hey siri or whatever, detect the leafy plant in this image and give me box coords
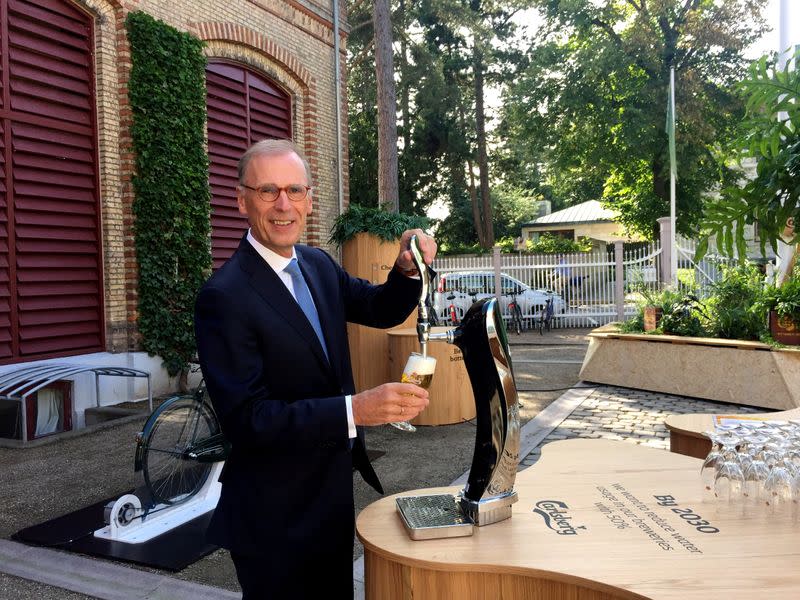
[623,286,705,336]
[659,293,708,337]
[438,241,490,256]
[328,204,429,246]
[761,266,800,323]
[700,48,800,259]
[704,263,766,340]
[127,12,211,379]
[625,267,662,307]
[525,233,593,254]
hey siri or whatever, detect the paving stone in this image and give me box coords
[519,384,764,468]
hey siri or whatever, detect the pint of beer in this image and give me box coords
[392,352,436,432]
[401,352,436,389]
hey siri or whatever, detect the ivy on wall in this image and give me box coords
[126,12,211,377]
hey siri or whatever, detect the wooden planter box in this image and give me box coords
[580,327,800,410]
[342,233,416,392]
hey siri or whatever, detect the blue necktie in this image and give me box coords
[284,259,329,361]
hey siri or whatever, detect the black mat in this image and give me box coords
[12,492,218,572]
[366,449,386,463]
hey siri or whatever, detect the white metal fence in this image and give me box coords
[432,239,737,330]
[675,236,732,298]
[432,243,665,329]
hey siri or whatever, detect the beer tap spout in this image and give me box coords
[409,234,431,357]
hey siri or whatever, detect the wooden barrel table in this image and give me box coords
[387,327,476,426]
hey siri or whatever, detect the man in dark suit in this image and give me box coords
[195,139,436,599]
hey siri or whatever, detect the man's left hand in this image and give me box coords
[395,229,437,276]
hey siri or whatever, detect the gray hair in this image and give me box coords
[237,139,313,187]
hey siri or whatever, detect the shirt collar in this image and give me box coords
[246,229,296,273]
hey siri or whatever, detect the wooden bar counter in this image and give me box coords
[357,439,800,599]
[387,328,475,426]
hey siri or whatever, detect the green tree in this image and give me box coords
[346,0,526,247]
[701,49,800,259]
[499,0,769,239]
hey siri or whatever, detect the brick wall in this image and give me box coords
[73,0,349,353]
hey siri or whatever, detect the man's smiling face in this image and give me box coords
[237,151,312,258]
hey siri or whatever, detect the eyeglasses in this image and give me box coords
[240,183,312,203]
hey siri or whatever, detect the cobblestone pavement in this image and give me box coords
[519,385,762,469]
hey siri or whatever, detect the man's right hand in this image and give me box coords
[352,383,430,426]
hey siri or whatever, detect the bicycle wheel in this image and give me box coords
[513,305,523,335]
[140,397,219,506]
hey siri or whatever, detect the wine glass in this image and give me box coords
[741,433,770,516]
[701,430,726,503]
[391,352,436,432]
[714,433,744,514]
[762,433,794,519]
[765,456,794,519]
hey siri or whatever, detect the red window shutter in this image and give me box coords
[0,120,10,359]
[206,61,291,269]
[0,0,102,361]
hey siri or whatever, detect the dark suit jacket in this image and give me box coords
[194,236,419,593]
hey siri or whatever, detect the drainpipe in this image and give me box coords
[333,0,345,259]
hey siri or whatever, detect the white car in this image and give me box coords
[433,271,565,322]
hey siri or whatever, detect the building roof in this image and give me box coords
[523,200,617,227]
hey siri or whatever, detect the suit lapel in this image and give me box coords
[237,240,332,374]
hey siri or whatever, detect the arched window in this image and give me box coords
[206,61,292,268]
[0,0,102,361]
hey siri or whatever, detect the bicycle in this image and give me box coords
[536,298,554,335]
[134,377,229,507]
[446,293,461,326]
[508,291,524,335]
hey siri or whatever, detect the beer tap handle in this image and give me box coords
[409,235,430,357]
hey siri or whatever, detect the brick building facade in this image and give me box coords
[0,0,351,429]
[91,0,350,354]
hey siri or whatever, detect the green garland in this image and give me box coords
[126,12,211,377]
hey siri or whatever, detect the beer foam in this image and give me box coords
[405,352,436,375]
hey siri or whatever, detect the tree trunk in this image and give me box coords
[399,0,410,152]
[467,159,488,248]
[652,156,669,239]
[374,0,399,212]
[398,0,411,213]
[473,44,494,247]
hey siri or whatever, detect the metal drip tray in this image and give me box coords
[395,494,474,540]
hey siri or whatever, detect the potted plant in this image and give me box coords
[329,203,429,248]
[329,204,429,390]
[762,270,800,345]
[625,270,665,331]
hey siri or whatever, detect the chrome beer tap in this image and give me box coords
[409,235,431,358]
[409,235,454,356]
[396,236,520,539]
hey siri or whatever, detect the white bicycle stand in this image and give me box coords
[93,461,223,544]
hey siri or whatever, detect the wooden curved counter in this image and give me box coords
[665,407,800,459]
[387,328,476,426]
[357,439,800,599]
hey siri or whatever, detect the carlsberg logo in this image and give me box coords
[533,500,587,535]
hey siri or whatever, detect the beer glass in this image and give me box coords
[391,352,436,432]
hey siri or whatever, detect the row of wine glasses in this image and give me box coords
[701,419,800,520]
